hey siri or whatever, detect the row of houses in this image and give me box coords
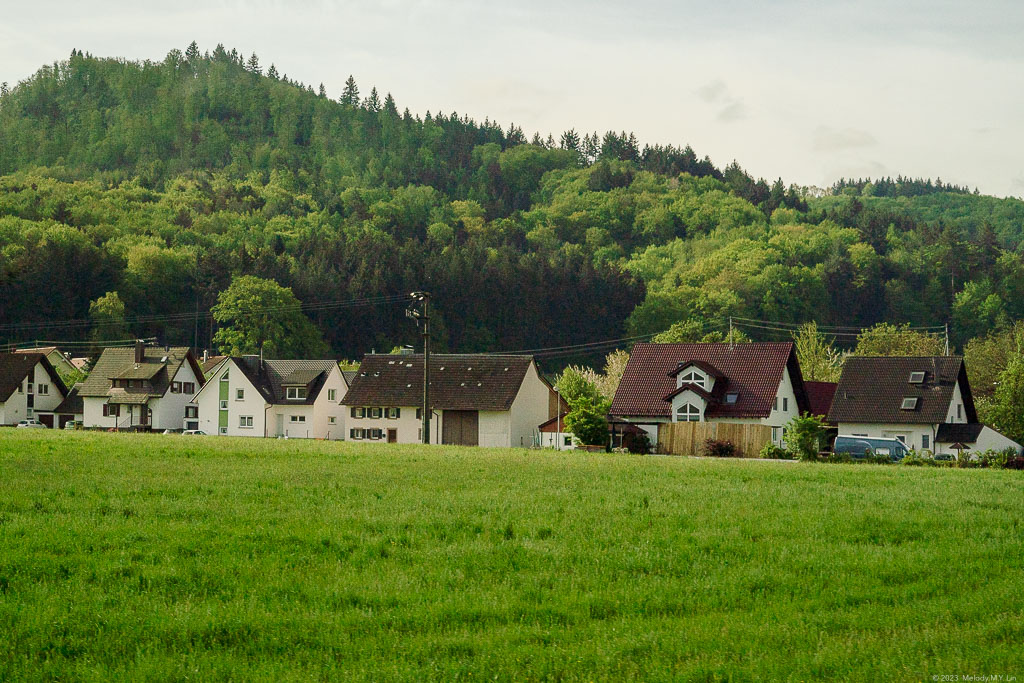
[0,344,563,447]
[1,340,1019,455]
[608,342,1021,456]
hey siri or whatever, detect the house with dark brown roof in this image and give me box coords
[827,356,1021,455]
[79,343,204,431]
[191,357,349,438]
[14,346,77,379]
[805,381,838,422]
[342,354,556,447]
[609,342,811,446]
[0,353,68,427]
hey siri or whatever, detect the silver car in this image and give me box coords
[16,419,46,429]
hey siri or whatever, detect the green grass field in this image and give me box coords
[1,431,1022,681]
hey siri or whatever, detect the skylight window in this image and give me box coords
[725,392,739,404]
[909,371,925,384]
[900,397,919,410]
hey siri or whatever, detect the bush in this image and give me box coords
[759,443,791,460]
[823,450,852,464]
[628,432,652,455]
[783,414,828,461]
[1004,456,1024,470]
[702,439,737,458]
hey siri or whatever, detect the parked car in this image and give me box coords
[16,419,46,429]
[833,435,909,461]
[63,420,82,430]
[182,430,207,436]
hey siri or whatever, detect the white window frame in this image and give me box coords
[239,415,253,428]
[236,388,244,400]
[676,403,700,422]
[328,416,336,424]
[387,407,399,419]
[220,400,228,410]
[328,389,337,401]
[370,407,382,419]
[354,407,365,419]
[679,370,705,389]
[290,415,306,423]
[286,387,307,400]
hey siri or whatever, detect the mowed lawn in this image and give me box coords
[1,432,1022,681]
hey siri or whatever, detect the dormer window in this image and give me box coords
[908,371,925,384]
[286,386,307,400]
[676,403,701,422]
[679,370,705,389]
[900,397,918,410]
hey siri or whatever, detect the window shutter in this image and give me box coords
[349,429,355,439]
[395,408,401,418]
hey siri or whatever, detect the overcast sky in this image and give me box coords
[2,0,1022,197]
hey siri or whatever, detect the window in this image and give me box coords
[184,405,198,418]
[387,407,400,419]
[171,381,181,394]
[564,436,572,447]
[922,434,930,450]
[725,392,739,404]
[286,387,308,400]
[895,435,907,445]
[676,403,700,422]
[772,426,780,442]
[774,396,778,410]
[221,369,229,380]
[17,383,23,393]
[239,415,253,428]
[290,415,306,423]
[370,407,382,419]
[350,428,365,440]
[909,371,926,384]
[236,388,244,400]
[901,397,918,410]
[351,407,365,419]
[957,404,962,419]
[328,416,336,425]
[368,428,383,440]
[27,383,33,394]
[220,400,228,410]
[220,427,227,435]
[328,389,337,401]
[102,404,120,417]
[38,384,48,395]
[679,370,705,389]
[416,408,422,419]
[782,397,788,412]
[183,382,195,394]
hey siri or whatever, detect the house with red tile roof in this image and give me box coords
[609,342,811,446]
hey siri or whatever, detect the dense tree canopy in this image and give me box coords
[1,45,1023,373]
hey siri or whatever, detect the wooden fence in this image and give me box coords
[657,422,772,458]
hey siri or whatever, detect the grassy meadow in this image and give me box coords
[1,430,1022,681]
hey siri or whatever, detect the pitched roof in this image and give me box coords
[201,355,227,375]
[935,423,985,444]
[55,384,84,415]
[609,342,807,419]
[230,357,338,404]
[827,356,976,425]
[805,381,838,418]
[0,353,68,402]
[342,354,535,411]
[78,347,198,399]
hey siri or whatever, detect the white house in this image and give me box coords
[608,342,812,446]
[0,352,68,427]
[78,344,205,431]
[828,356,1023,455]
[341,354,556,447]
[191,357,349,439]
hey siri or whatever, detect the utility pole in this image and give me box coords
[729,317,734,348]
[407,292,431,444]
[944,322,950,356]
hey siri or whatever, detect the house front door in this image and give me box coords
[387,428,397,443]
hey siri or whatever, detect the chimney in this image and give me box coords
[134,341,145,364]
[202,349,208,363]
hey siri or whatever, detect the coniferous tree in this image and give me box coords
[318,82,326,97]
[364,87,381,112]
[246,52,261,74]
[560,129,580,152]
[340,75,359,106]
[383,92,398,116]
[267,64,279,79]
[185,41,200,62]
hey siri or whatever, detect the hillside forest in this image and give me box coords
[2,45,1024,369]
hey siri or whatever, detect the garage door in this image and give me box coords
[442,410,478,446]
[38,414,54,429]
[58,415,74,429]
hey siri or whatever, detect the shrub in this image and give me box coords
[1004,456,1024,470]
[702,439,737,458]
[783,413,828,461]
[759,443,791,460]
[628,432,652,455]
[823,450,852,464]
